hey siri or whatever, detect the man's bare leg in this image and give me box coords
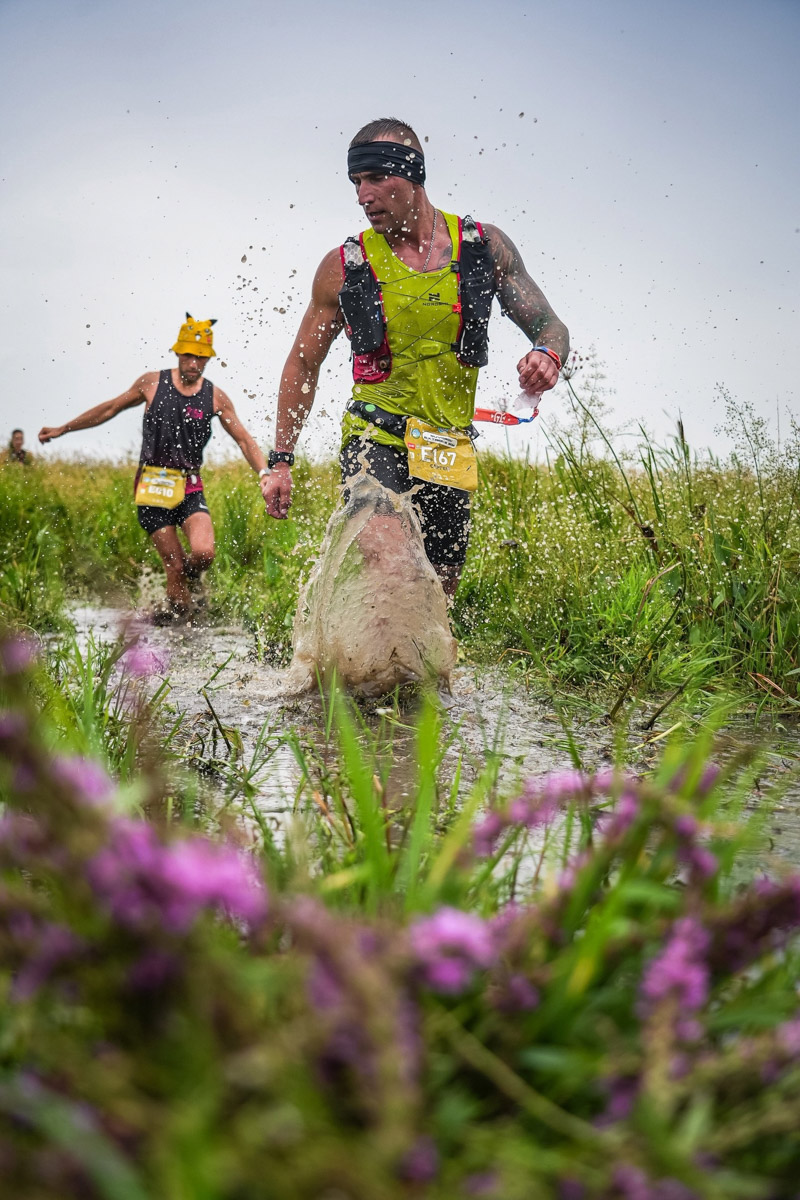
[433,564,461,603]
[150,525,191,611]
[181,511,215,580]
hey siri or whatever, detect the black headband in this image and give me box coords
[347,140,426,185]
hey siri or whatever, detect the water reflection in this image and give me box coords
[67,604,800,865]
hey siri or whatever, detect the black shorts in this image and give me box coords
[136,490,210,535]
[340,437,471,568]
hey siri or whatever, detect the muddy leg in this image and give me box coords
[433,564,461,603]
[181,511,215,580]
[150,526,191,610]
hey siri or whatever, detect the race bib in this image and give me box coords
[135,465,186,509]
[404,419,478,492]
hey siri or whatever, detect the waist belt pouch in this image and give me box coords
[457,235,495,368]
[348,401,408,440]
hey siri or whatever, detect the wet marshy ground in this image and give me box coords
[69,603,800,868]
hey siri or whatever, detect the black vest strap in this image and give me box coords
[456,216,494,368]
[338,217,496,369]
[338,238,386,355]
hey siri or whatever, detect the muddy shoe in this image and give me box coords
[186,576,208,607]
[150,602,191,627]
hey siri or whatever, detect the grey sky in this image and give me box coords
[1,0,797,463]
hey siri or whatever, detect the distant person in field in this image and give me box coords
[2,429,33,465]
[38,316,271,623]
[264,116,569,598]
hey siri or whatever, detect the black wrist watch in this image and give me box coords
[268,450,295,469]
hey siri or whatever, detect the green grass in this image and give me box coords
[2,393,799,705]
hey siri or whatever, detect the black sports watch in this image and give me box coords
[268,450,295,469]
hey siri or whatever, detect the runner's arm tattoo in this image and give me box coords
[485,225,570,362]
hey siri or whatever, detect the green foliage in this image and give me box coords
[2,642,800,1197]
[3,388,799,703]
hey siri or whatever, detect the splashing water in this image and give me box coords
[284,473,457,697]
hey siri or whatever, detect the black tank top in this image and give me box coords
[139,370,215,471]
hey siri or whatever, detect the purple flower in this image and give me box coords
[491,972,539,1013]
[684,845,718,880]
[465,1171,500,1196]
[473,810,505,857]
[602,1075,639,1122]
[410,907,496,994]
[602,789,640,840]
[674,814,698,839]
[669,762,720,798]
[558,1180,585,1200]
[128,949,178,991]
[52,756,115,807]
[778,1016,800,1057]
[398,1136,438,1183]
[640,917,710,1021]
[706,877,800,972]
[0,634,38,675]
[308,956,344,1011]
[0,711,26,743]
[119,639,169,679]
[87,819,267,934]
[12,922,80,1000]
[163,837,267,928]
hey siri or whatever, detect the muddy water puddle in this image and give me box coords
[68,604,800,866]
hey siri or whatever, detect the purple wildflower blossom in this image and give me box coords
[640,917,710,1022]
[12,922,81,1000]
[87,818,267,933]
[472,810,506,857]
[52,756,115,807]
[558,1179,586,1200]
[410,907,496,994]
[0,634,38,675]
[674,814,698,839]
[491,972,539,1013]
[778,1016,800,1057]
[473,768,623,859]
[612,1165,651,1200]
[308,956,343,1011]
[0,711,26,743]
[602,1075,639,1122]
[685,845,718,880]
[398,1136,438,1183]
[465,1172,501,1196]
[669,762,721,798]
[119,639,169,679]
[128,949,178,991]
[706,877,800,972]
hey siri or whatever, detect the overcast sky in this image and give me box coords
[1,0,797,464]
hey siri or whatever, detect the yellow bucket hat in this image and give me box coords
[172,313,217,358]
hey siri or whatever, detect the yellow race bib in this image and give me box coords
[135,465,187,509]
[404,419,478,492]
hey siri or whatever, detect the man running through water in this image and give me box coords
[264,117,569,598]
[39,315,271,622]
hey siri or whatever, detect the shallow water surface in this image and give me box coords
[68,604,800,866]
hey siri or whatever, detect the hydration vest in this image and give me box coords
[338,214,495,384]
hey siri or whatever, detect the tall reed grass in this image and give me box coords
[2,392,798,703]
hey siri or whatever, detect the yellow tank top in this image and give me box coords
[341,211,480,450]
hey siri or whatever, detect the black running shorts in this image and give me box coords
[340,437,471,568]
[136,489,210,535]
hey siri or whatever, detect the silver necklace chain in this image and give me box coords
[421,208,438,272]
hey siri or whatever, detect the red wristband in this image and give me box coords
[533,345,562,371]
